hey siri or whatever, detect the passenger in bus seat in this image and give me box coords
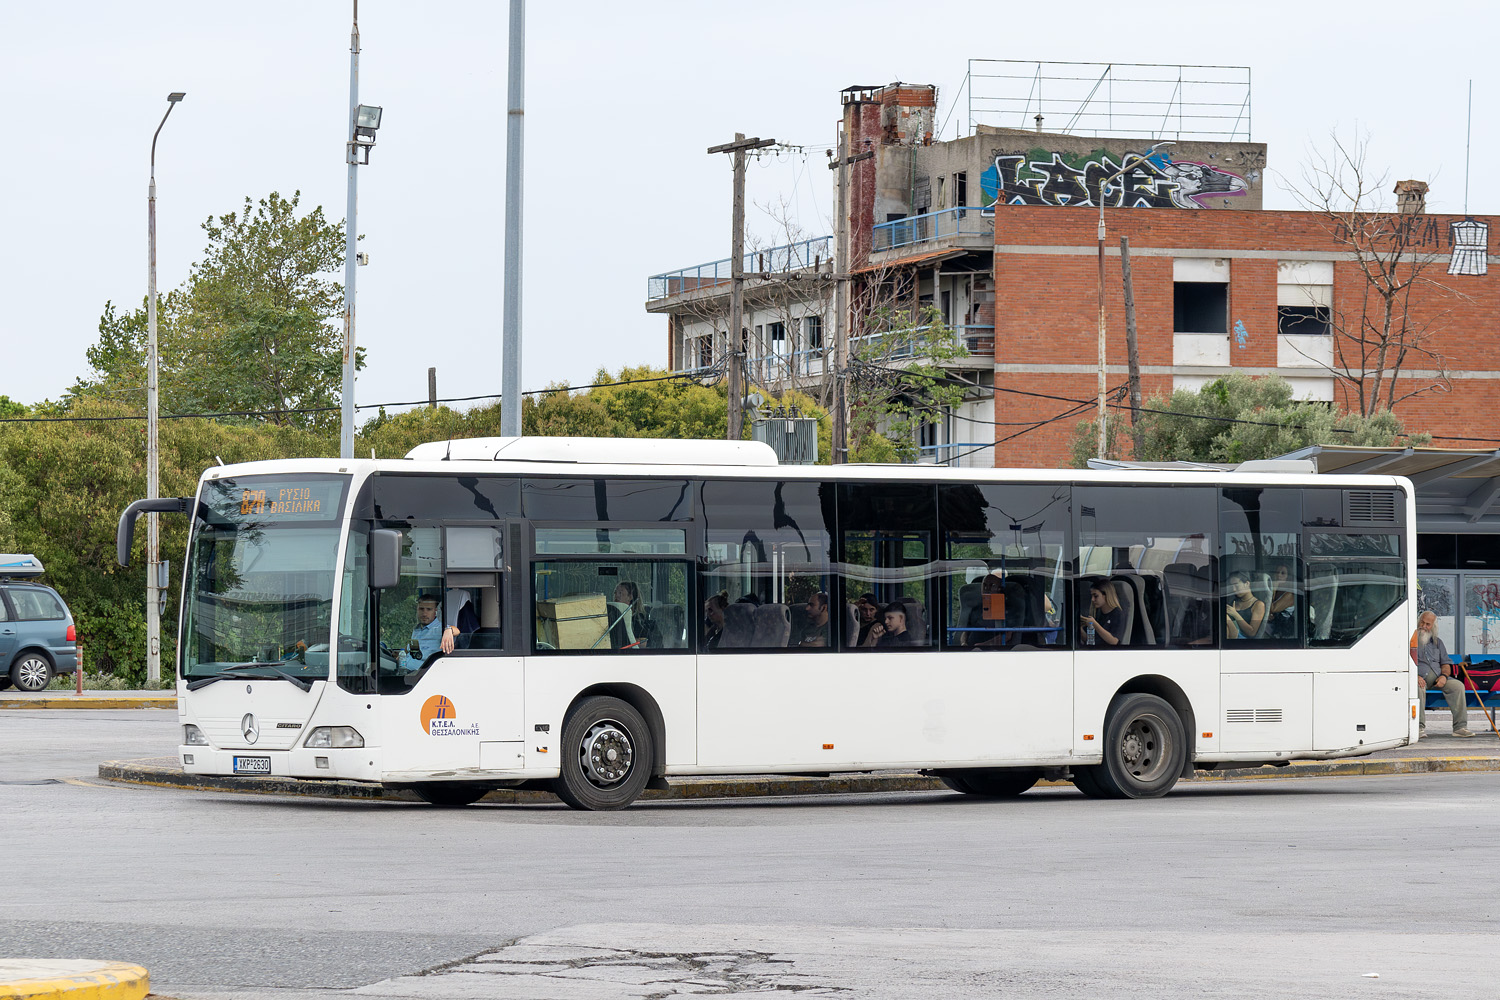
[875,603,919,647]
[853,593,882,646]
[702,593,729,650]
[799,592,831,646]
[1079,582,1124,646]
[1267,562,1296,638]
[1224,572,1267,640]
[612,581,654,648]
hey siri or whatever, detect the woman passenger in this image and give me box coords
[1266,563,1296,639]
[1225,571,1267,640]
[1079,582,1125,647]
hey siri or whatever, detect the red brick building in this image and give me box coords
[990,206,1500,466]
[650,77,1497,468]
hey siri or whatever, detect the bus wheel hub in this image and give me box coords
[583,723,633,785]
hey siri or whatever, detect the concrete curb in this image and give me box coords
[97,752,1500,805]
[0,696,174,711]
[0,959,148,1000]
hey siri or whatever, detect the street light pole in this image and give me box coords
[499,0,525,438]
[340,4,361,460]
[1095,140,1173,459]
[146,90,185,687]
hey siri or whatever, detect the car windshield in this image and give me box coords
[180,474,350,681]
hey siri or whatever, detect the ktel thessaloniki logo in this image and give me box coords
[419,695,480,737]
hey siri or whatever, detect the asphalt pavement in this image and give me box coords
[7,703,1500,999]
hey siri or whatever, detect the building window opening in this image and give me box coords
[805,315,823,353]
[1277,261,1333,337]
[1173,283,1228,334]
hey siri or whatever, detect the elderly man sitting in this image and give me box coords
[1414,611,1474,738]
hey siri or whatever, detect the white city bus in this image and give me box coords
[117,437,1417,810]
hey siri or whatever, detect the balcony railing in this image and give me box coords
[647,236,832,300]
[746,349,828,385]
[851,325,995,359]
[872,207,991,253]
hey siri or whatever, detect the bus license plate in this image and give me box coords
[233,756,272,775]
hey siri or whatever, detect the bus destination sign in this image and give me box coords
[203,476,346,524]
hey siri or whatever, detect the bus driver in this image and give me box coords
[408,594,460,666]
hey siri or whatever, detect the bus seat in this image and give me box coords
[652,603,684,648]
[470,627,503,650]
[1310,568,1338,640]
[843,601,860,646]
[719,602,756,648]
[959,583,981,631]
[1249,572,1274,637]
[752,603,792,647]
[1109,575,1152,646]
[788,602,812,647]
[1108,580,1136,645]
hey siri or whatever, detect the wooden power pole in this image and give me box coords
[708,133,774,441]
[1119,236,1145,460]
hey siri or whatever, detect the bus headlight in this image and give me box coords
[305,726,365,749]
[183,724,208,746]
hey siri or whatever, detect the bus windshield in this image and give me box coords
[180,474,350,682]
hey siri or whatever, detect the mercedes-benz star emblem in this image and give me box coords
[241,713,260,745]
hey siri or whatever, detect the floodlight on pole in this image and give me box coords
[146,90,185,685]
[1095,140,1173,460]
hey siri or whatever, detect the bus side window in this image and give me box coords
[700,480,834,652]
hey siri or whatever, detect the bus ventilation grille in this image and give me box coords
[1344,490,1399,525]
[1226,708,1283,724]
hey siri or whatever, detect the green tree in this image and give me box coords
[848,305,974,462]
[73,192,359,429]
[1067,372,1428,467]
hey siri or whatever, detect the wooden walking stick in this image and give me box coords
[1457,662,1500,738]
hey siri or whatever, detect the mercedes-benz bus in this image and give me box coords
[117,436,1416,810]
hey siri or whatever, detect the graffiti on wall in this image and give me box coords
[979,148,1252,211]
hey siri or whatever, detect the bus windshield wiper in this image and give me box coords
[186,662,314,692]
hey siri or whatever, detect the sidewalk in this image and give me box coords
[0,959,148,999]
[0,690,173,710]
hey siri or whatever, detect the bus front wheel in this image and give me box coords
[553,696,653,811]
[1096,693,1186,799]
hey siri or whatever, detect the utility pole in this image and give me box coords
[708,133,774,441]
[826,131,873,464]
[428,367,437,409]
[1119,236,1145,460]
[499,0,525,437]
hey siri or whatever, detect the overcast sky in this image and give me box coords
[3,0,1495,417]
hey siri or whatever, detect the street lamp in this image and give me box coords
[340,0,382,459]
[1095,139,1173,459]
[146,90,185,685]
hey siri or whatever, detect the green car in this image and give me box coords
[0,555,78,692]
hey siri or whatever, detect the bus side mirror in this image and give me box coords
[370,529,403,589]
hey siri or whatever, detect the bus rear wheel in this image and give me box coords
[1096,693,1186,799]
[410,782,489,807]
[938,768,1040,797]
[553,696,653,811]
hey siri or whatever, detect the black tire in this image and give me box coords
[553,696,653,811]
[410,782,489,807]
[1095,693,1186,799]
[1070,764,1115,799]
[11,652,53,692]
[937,772,976,795]
[939,768,1040,797]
